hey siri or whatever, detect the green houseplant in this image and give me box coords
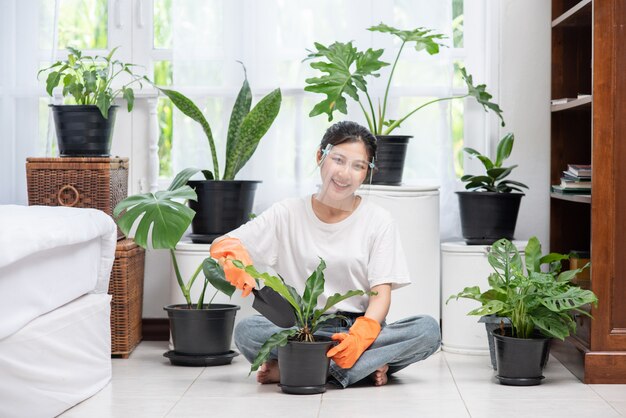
[232,258,374,394]
[38,46,148,156]
[114,169,240,365]
[153,64,282,243]
[304,23,504,184]
[457,132,528,244]
[448,237,597,385]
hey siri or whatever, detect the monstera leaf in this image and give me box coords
[368,23,446,55]
[113,177,197,250]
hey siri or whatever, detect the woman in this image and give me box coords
[210,121,440,388]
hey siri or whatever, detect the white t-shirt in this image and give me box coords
[227,195,411,313]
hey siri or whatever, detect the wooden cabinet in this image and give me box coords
[550,0,626,383]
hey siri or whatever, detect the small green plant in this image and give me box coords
[153,63,282,181]
[460,133,528,193]
[447,237,598,340]
[304,23,504,135]
[231,258,375,372]
[113,169,235,308]
[38,46,148,118]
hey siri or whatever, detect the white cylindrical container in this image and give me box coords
[361,184,440,323]
[441,240,527,354]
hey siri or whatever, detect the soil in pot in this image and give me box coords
[278,337,335,394]
[492,327,551,386]
[164,304,240,357]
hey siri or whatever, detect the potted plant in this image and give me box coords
[231,258,375,394]
[152,64,281,243]
[304,23,504,185]
[448,237,597,385]
[457,132,528,244]
[38,46,148,157]
[113,169,240,366]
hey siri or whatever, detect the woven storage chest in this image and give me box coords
[110,239,145,358]
[26,157,129,239]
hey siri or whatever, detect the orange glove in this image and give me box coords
[209,238,256,297]
[326,316,381,368]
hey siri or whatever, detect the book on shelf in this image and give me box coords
[577,93,591,99]
[551,185,591,195]
[562,171,591,182]
[551,98,576,105]
[560,178,592,189]
[566,164,592,177]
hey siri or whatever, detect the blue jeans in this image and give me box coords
[234,314,441,388]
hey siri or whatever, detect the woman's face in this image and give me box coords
[317,141,370,202]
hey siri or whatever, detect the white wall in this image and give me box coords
[494,0,551,249]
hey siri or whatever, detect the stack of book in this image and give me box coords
[551,164,591,194]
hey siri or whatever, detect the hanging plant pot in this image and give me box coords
[51,105,117,157]
[278,338,335,394]
[164,304,240,357]
[187,180,260,244]
[371,135,412,185]
[492,328,551,386]
[457,191,524,245]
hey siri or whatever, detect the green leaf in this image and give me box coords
[304,41,388,121]
[302,259,326,322]
[45,71,62,96]
[240,264,302,315]
[314,290,369,320]
[123,87,135,112]
[367,23,447,55]
[467,300,505,316]
[223,88,282,179]
[203,257,236,298]
[460,67,505,126]
[250,329,297,373]
[96,92,111,119]
[84,69,98,93]
[113,186,197,249]
[524,237,542,275]
[495,133,514,166]
[157,87,219,179]
[168,167,202,191]
[312,314,348,332]
[225,64,252,168]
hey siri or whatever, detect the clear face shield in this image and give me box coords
[315,143,376,212]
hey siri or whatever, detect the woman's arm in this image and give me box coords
[364,283,391,324]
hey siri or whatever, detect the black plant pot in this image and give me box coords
[371,135,412,186]
[187,180,260,243]
[50,105,117,157]
[164,304,240,356]
[492,328,551,386]
[457,191,524,245]
[278,338,335,394]
[478,315,511,370]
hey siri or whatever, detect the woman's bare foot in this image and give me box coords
[256,360,280,384]
[370,364,389,386]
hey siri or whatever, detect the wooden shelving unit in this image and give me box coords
[550,0,626,383]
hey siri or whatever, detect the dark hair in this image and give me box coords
[320,121,377,163]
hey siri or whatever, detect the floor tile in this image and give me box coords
[464,399,622,418]
[318,398,470,418]
[166,396,322,418]
[589,384,626,401]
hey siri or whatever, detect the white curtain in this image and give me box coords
[170,0,489,240]
[0,0,50,205]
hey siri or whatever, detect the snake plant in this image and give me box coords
[154,63,282,181]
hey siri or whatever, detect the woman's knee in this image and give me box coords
[234,315,269,347]
[415,315,441,354]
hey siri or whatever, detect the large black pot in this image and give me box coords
[278,338,335,394]
[371,135,412,185]
[50,105,117,157]
[492,328,551,386]
[457,191,524,245]
[164,303,240,356]
[187,180,260,243]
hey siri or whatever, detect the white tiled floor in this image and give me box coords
[60,341,626,418]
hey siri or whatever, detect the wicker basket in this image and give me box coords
[26,157,129,239]
[109,239,145,358]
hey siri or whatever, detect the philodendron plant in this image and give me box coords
[448,237,598,340]
[231,258,375,373]
[153,63,281,181]
[113,169,236,308]
[304,23,504,135]
[38,46,148,118]
[461,133,529,193]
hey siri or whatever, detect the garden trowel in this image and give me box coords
[251,287,296,328]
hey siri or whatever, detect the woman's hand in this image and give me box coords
[210,237,256,297]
